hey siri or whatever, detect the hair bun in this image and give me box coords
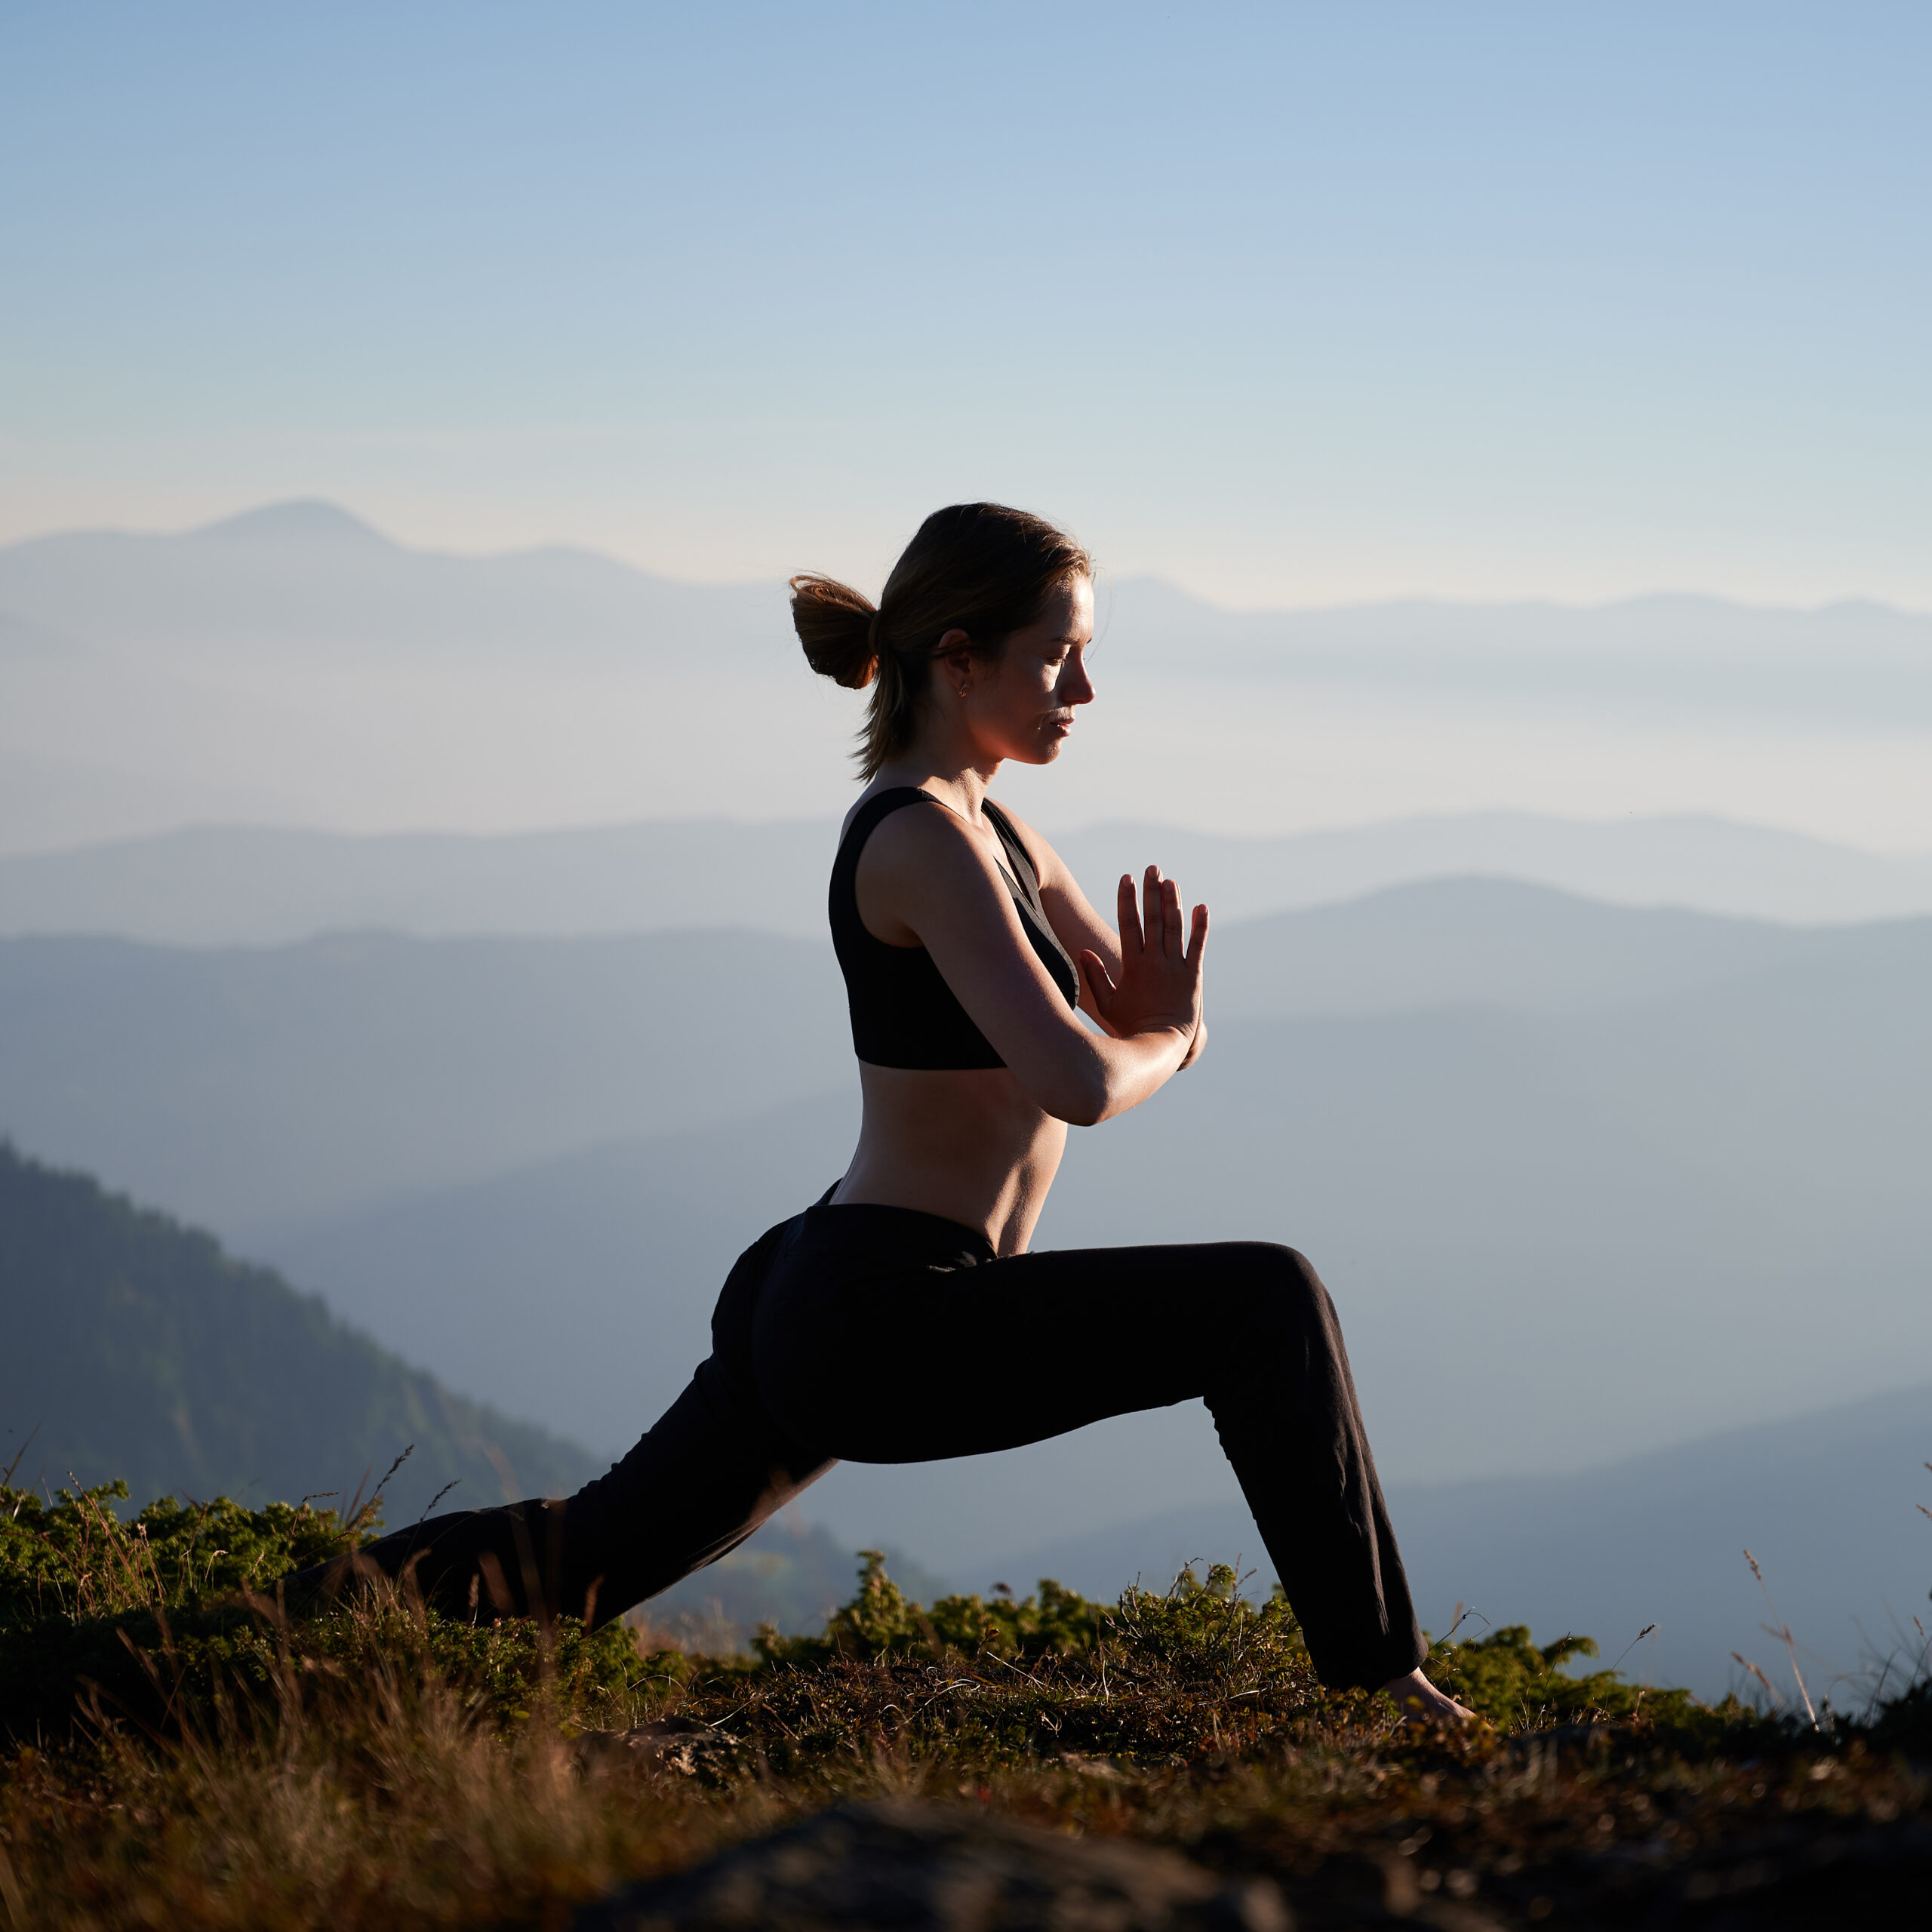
[789,574,878,690]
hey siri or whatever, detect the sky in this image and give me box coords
[4,1,1930,610]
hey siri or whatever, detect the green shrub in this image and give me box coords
[0,1479,649,1743]
[1,1479,357,1628]
[1427,1623,1716,1730]
[0,1482,1789,1753]
[754,1551,1111,1666]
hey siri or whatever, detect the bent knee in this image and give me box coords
[1226,1241,1339,1334]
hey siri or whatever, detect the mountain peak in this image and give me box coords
[191,500,394,549]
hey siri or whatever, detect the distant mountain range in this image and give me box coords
[8,811,1932,944]
[9,878,1927,1238]
[0,878,1892,1523]
[0,500,780,667]
[4,502,1926,722]
[0,926,850,1229]
[4,499,1928,851]
[0,501,848,851]
[1097,577,1932,727]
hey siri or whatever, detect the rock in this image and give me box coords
[574,1796,1292,1931]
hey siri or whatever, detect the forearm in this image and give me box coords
[1057,1025,1194,1126]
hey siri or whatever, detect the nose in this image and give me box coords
[1064,651,1096,706]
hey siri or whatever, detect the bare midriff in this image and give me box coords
[829,1063,1067,1257]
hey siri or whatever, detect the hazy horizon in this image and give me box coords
[12,496,1932,623]
[7,497,1931,857]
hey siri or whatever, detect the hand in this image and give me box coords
[1078,866,1207,1054]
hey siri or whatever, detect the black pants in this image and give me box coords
[327,1196,1426,1689]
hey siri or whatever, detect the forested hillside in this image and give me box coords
[0,1143,598,1521]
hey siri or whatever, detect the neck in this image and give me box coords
[876,739,1002,823]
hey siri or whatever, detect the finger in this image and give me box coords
[1143,866,1164,953]
[1161,876,1183,958]
[1186,901,1209,965]
[1116,872,1142,958]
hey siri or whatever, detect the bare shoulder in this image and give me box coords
[860,792,1005,892]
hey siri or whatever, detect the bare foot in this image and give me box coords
[1382,1667,1478,1726]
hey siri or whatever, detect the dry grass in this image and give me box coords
[2,1628,715,1930]
[2,1496,1928,1929]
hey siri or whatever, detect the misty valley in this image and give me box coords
[3,863,1926,1701]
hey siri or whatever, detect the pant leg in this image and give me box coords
[555,1277,838,1626]
[302,1217,835,1628]
[752,1206,1425,1689]
[308,1202,1424,1687]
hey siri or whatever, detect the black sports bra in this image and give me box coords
[829,787,1081,1070]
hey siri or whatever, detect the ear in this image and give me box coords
[934,627,974,695]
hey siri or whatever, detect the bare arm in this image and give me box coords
[855,807,1204,1126]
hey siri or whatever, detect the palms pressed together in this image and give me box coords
[1078,866,1208,1059]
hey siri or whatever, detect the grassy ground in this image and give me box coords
[1,1478,1926,1928]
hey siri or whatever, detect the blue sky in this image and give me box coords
[4,2,1927,605]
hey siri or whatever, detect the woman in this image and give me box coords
[311,503,1469,1721]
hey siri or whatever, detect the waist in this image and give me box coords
[794,1195,996,1267]
[836,1063,1066,1255]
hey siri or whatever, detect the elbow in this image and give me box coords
[1037,1058,1110,1129]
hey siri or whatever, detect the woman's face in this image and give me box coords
[953,574,1096,767]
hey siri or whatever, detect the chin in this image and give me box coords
[999,740,1058,768]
